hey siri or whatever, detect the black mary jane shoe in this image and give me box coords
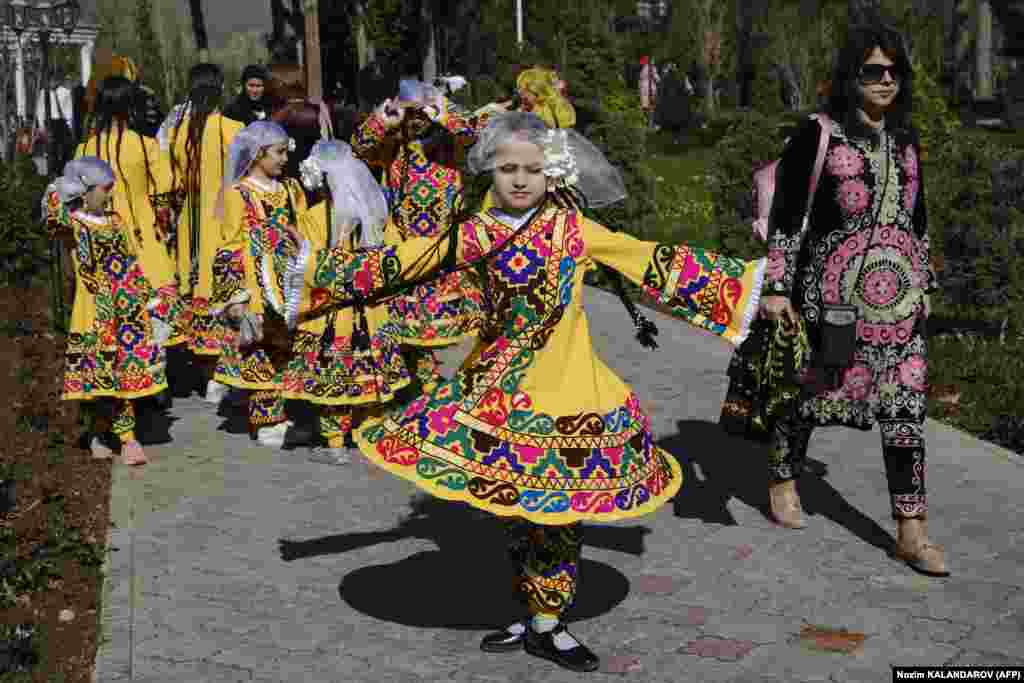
[480,620,527,653]
[524,622,600,673]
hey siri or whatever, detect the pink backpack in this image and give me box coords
[751,113,832,241]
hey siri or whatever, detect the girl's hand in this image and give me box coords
[760,295,799,334]
[377,98,405,129]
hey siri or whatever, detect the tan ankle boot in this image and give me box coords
[768,480,806,529]
[893,518,949,577]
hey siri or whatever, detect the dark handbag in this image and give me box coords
[816,131,890,372]
[720,316,811,442]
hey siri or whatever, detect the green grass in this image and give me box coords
[641,131,719,248]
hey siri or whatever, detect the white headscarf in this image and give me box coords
[214,120,294,219]
[299,140,388,248]
[42,156,115,218]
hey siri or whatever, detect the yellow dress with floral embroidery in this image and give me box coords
[163,111,244,354]
[45,196,169,401]
[281,200,412,404]
[75,130,185,346]
[213,176,306,390]
[289,204,765,525]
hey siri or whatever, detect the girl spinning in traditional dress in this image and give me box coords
[281,140,413,465]
[45,157,175,466]
[212,121,306,448]
[283,112,765,672]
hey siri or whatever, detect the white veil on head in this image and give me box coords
[215,120,293,218]
[299,139,388,248]
[466,111,627,209]
[43,156,116,219]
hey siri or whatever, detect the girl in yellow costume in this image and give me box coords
[45,158,175,466]
[158,63,244,404]
[282,140,413,465]
[352,79,501,391]
[76,76,184,350]
[212,121,306,448]
[283,112,765,672]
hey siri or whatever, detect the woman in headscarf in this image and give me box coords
[224,64,274,126]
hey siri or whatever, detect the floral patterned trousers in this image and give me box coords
[503,518,583,620]
[770,417,927,519]
[82,398,137,443]
[320,405,354,448]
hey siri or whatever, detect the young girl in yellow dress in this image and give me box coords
[283,112,766,672]
[281,140,412,465]
[212,121,306,448]
[45,157,175,466]
[159,63,244,403]
[76,76,184,350]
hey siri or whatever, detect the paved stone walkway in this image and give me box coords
[94,286,1024,682]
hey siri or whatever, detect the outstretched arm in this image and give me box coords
[580,215,765,347]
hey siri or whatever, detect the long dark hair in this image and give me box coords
[93,75,157,245]
[170,63,226,269]
[825,22,915,135]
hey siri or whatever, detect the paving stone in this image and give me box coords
[93,286,1024,683]
[943,649,1024,667]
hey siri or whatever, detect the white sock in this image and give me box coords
[531,614,558,633]
[552,629,581,651]
[505,621,526,635]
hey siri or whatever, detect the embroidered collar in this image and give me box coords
[71,210,115,225]
[486,205,540,229]
[242,176,283,194]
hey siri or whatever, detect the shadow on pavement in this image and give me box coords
[662,419,894,552]
[279,493,647,629]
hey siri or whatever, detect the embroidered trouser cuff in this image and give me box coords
[320,406,353,448]
[249,390,286,429]
[769,417,927,519]
[503,518,583,619]
[84,398,136,443]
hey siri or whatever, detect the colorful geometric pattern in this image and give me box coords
[58,211,167,401]
[504,519,582,618]
[190,248,245,355]
[249,389,286,427]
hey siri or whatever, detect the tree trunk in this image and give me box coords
[735,0,754,108]
[352,0,374,71]
[976,0,995,98]
[188,0,209,61]
[421,0,437,83]
[848,0,881,26]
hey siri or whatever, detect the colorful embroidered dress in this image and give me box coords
[164,111,244,354]
[213,176,306,397]
[289,205,764,524]
[351,100,490,347]
[47,196,169,400]
[75,130,185,346]
[281,200,412,405]
[763,118,936,430]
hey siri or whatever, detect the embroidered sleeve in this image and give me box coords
[350,112,398,170]
[429,97,483,147]
[581,215,766,347]
[285,221,471,328]
[911,142,939,294]
[765,119,821,297]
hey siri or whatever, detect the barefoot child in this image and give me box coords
[281,140,413,465]
[284,112,766,672]
[45,157,175,466]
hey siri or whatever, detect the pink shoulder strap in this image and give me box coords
[804,113,832,219]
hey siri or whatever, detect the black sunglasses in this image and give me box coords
[858,63,903,84]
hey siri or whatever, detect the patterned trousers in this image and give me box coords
[82,398,137,443]
[249,391,286,430]
[401,347,442,393]
[770,417,927,519]
[320,405,354,448]
[503,518,583,620]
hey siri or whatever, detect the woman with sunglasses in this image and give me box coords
[758,23,946,576]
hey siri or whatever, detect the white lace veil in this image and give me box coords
[466,112,627,208]
[299,140,388,248]
[215,121,293,219]
[43,157,116,216]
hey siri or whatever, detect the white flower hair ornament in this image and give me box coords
[287,137,296,152]
[299,156,324,191]
[540,129,580,188]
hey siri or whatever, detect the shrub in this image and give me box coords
[0,157,51,288]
